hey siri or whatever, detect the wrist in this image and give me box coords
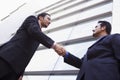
[63,51,69,57]
[52,42,57,49]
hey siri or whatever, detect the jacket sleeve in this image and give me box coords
[24,16,54,48]
[111,34,120,60]
[111,34,120,73]
[64,52,83,69]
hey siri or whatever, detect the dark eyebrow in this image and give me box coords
[48,17,51,20]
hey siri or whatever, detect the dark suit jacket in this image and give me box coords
[64,34,120,80]
[0,16,54,74]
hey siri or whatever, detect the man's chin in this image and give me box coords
[93,34,97,37]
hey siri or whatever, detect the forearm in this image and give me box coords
[64,52,82,69]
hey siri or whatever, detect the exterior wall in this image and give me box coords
[25,0,114,80]
[1,0,120,80]
[112,0,120,33]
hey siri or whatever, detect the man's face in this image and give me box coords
[92,23,103,37]
[41,15,51,28]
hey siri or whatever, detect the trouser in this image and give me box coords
[0,58,19,80]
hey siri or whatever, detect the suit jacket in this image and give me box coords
[0,16,54,74]
[64,34,120,80]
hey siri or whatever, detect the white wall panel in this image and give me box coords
[69,17,112,39]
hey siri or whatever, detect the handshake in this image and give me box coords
[53,43,66,56]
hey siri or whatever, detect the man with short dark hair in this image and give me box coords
[55,21,120,80]
[0,12,64,80]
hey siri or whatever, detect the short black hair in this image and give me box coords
[37,12,50,19]
[98,21,112,34]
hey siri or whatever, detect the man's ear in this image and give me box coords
[39,16,44,20]
[101,26,106,31]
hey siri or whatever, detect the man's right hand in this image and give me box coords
[53,43,66,56]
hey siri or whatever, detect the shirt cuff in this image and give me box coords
[63,51,69,58]
[51,42,56,49]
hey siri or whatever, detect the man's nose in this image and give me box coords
[48,21,51,25]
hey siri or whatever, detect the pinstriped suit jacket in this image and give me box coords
[0,16,54,74]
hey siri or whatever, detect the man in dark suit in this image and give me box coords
[55,21,120,80]
[0,12,64,80]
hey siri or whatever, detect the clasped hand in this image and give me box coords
[53,43,66,56]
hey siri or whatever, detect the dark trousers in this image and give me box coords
[0,58,19,80]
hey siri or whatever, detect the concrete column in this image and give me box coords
[112,0,120,33]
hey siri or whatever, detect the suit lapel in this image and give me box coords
[88,36,107,49]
